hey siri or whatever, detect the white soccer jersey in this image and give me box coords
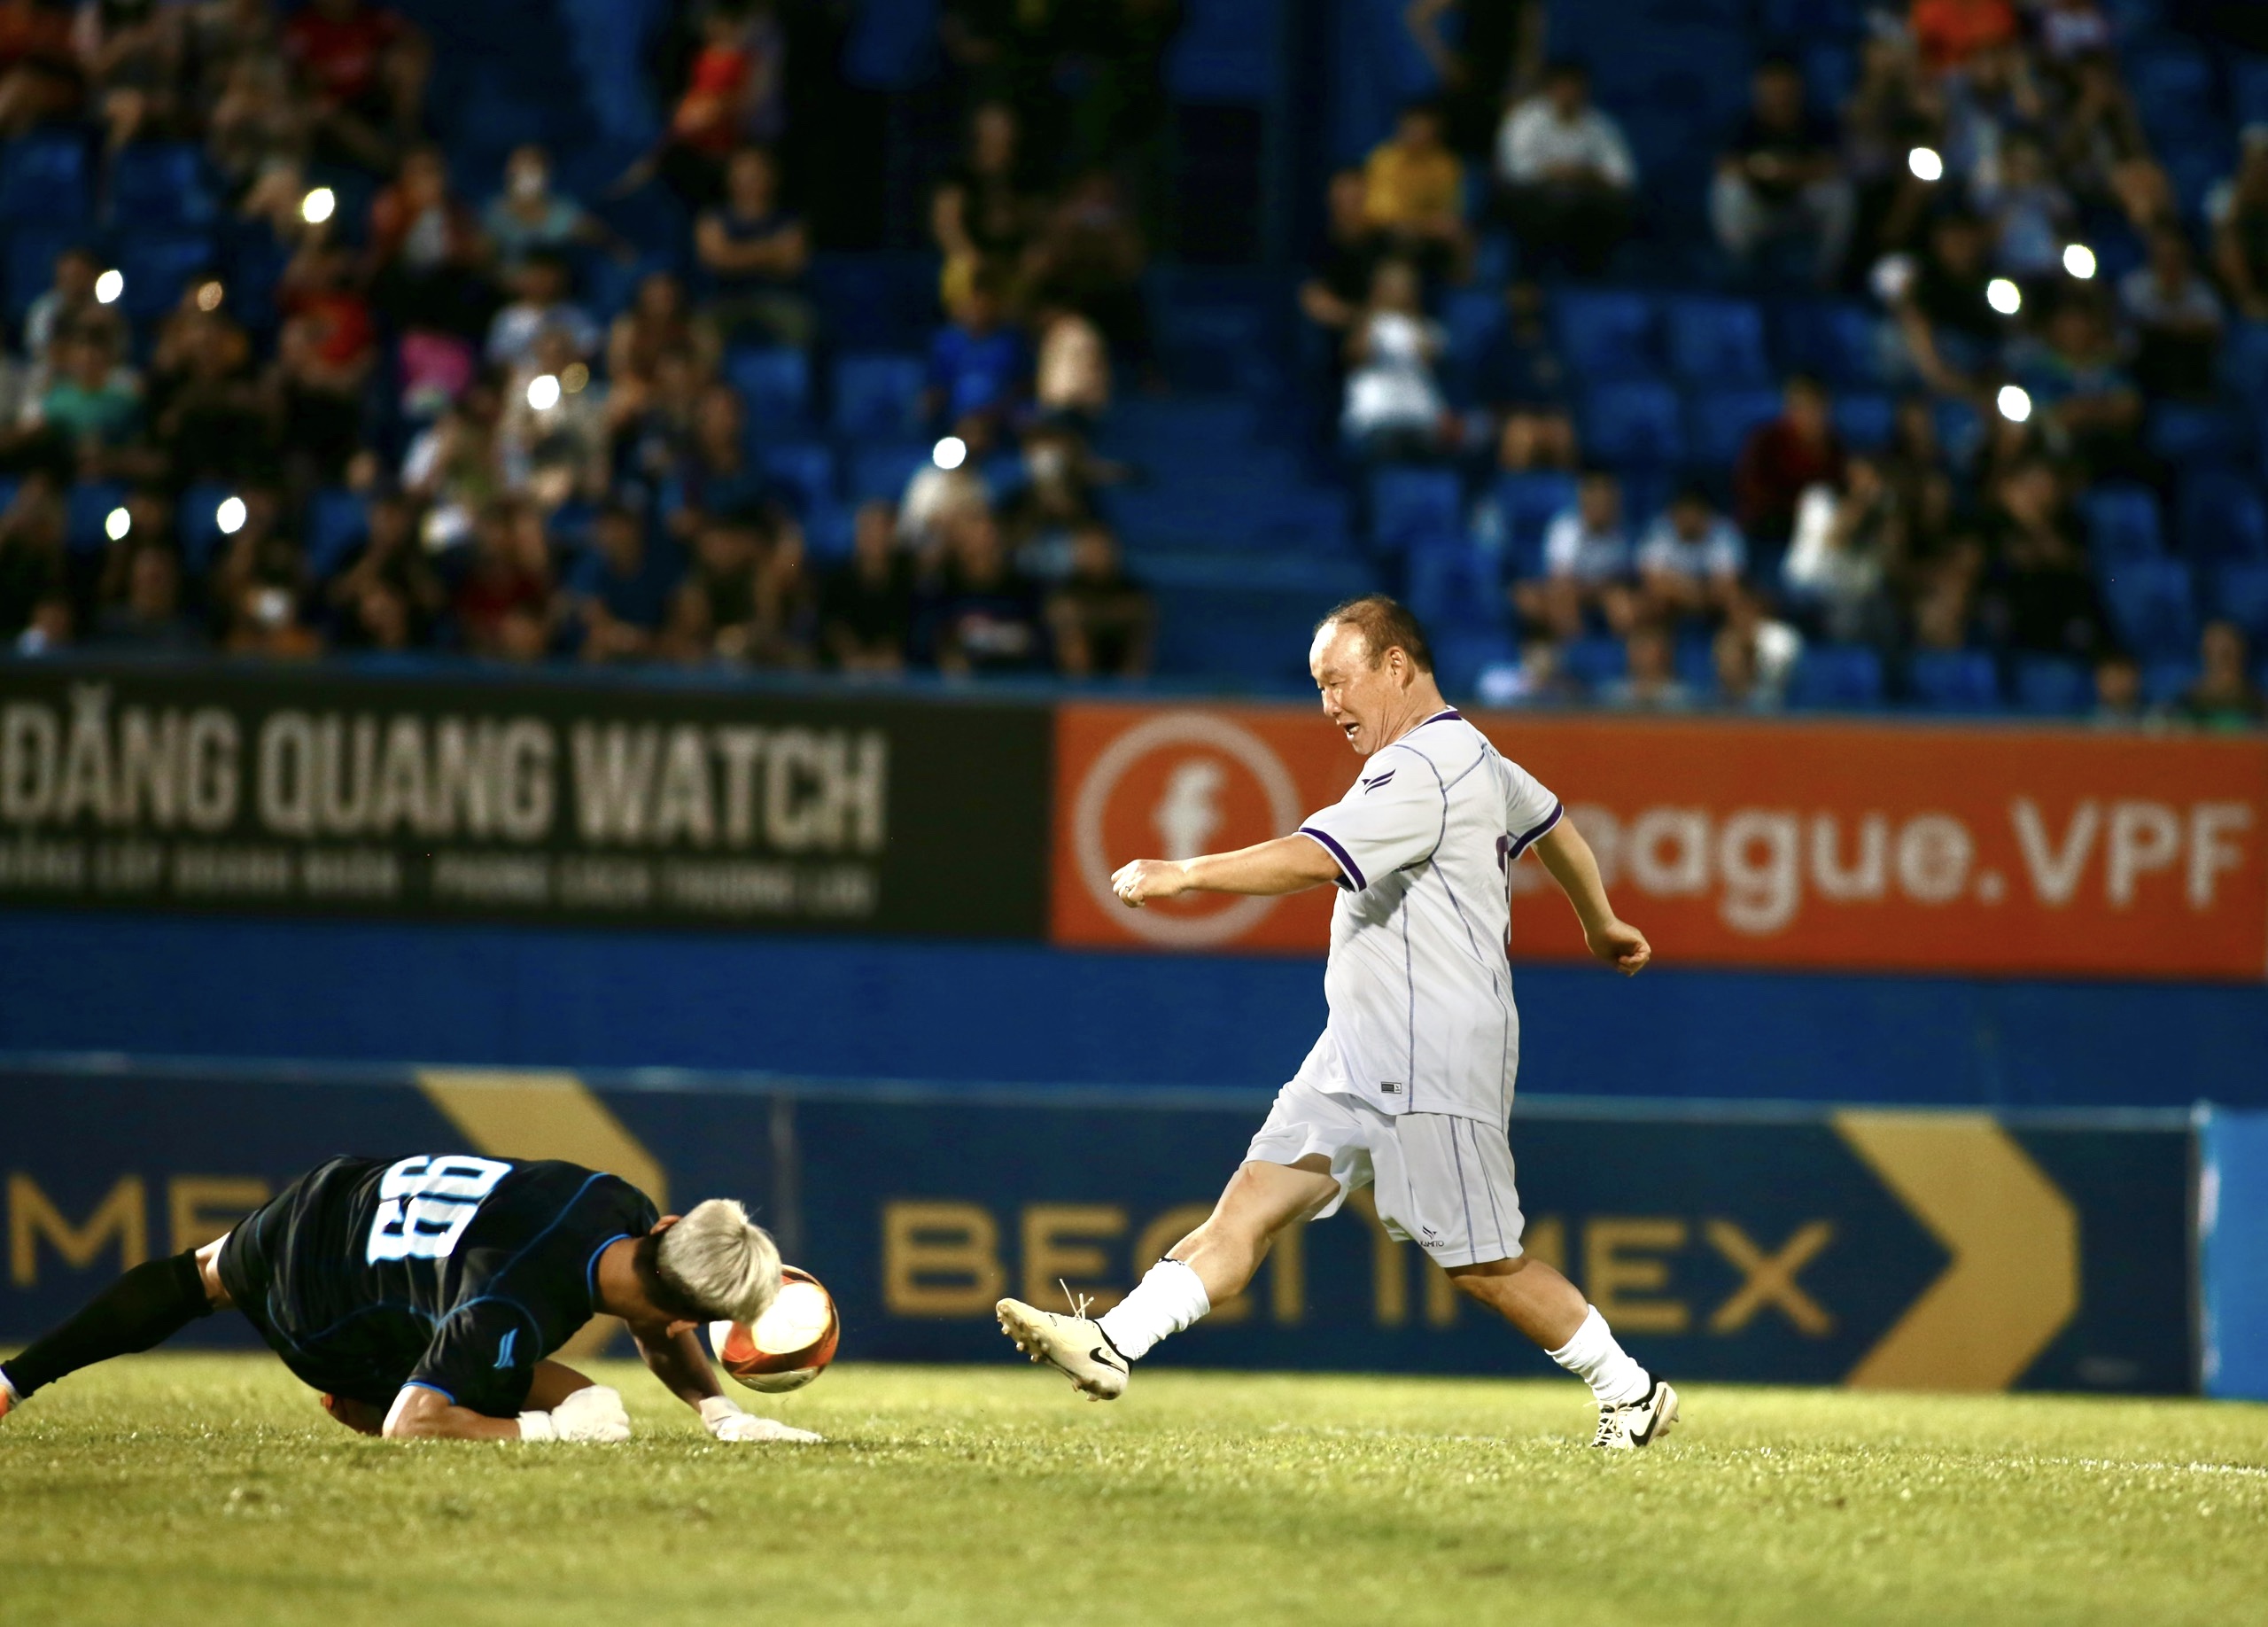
[1293,708,1562,1125]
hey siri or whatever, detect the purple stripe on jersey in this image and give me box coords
[1421,708,1464,725]
[1298,826,1366,891]
[1506,800,1563,860]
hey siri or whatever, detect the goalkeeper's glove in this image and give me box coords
[519,1384,632,1443]
[698,1395,822,1444]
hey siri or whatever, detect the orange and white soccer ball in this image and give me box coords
[710,1265,839,1393]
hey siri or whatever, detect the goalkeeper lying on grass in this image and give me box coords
[0,1154,819,1444]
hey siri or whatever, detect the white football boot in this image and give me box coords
[996,1296,1129,1400]
[0,1374,17,1422]
[1592,1378,1679,1450]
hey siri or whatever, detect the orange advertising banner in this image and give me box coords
[1051,704,2268,981]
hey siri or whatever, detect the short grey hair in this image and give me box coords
[653,1199,781,1325]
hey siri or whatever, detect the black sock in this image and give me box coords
[1,1250,214,1399]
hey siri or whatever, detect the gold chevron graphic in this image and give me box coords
[416,1070,669,1359]
[1834,1111,2078,1391]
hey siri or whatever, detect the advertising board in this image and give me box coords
[1053,704,2268,980]
[0,1064,2192,1395]
[0,667,1052,937]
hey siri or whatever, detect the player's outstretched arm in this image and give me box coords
[383,1381,632,1442]
[1112,835,1342,906]
[382,1384,533,1441]
[632,1321,823,1444]
[1533,820,1651,976]
[633,1322,726,1410]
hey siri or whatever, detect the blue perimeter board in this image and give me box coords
[2203,1108,2268,1400]
[0,1064,2197,1393]
[2,909,2264,1109]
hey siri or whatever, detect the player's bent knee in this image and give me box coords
[194,1235,233,1308]
[1445,1256,1527,1292]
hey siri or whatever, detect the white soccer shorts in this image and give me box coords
[1244,1076,1526,1268]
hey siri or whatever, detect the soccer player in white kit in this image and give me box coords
[998,596,1677,1449]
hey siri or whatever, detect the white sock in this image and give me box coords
[1096,1258,1211,1361]
[1547,1306,1651,1406]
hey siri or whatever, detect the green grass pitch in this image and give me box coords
[3,1355,2264,1626]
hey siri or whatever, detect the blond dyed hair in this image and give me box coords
[653,1198,782,1326]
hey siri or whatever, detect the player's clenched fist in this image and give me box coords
[1111,858,1188,907]
[1586,919,1651,976]
[520,1383,632,1442]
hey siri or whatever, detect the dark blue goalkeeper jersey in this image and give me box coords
[216,1156,658,1416]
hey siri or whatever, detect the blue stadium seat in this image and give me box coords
[577,248,671,326]
[2236,55,2268,128]
[1787,643,1885,710]
[178,480,237,574]
[1552,292,1659,382]
[831,353,926,439]
[105,142,217,229]
[849,441,931,503]
[2101,558,2198,659]
[4,222,72,324]
[1831,393,1896,452]
[1684,386,1783,468]
[2142,659,2199,707]
[2179,470,2268,563]
[224,230,291,331]
[1404,537,1503,633]
[1907,649,2003,712]
[2126,42,2217,144]
[307,488,370,580]
[2148,403,2247,467]
[1663,296,1769,385]
[1441,287,1504,363]
[1561,634,1627,688]
[761,442,837,515]
[1801,41,1859,111]
[1774,300,1882,388]
[113,230,216,321]
[1581,26,1753,131]
[1369,468,1463,552]
[1630,0,1746,22]
[2012,655,2093,715]
[2080,484,2164,564]
[1932,398,1984,467]
[2213,562,2268,645]
[809,253,940,351]
[1755,0,1864,35]
[1494,471,1578,578]
[1616,108,1711,227]
[2159,142,2230,223]
[802,501,857,561]
[1431,627,1518,697]
[64,480,128,556]
[1582,381,1684,466]
[2223,320,2268,401]
[724,346,810,430]
[0,133,91,224]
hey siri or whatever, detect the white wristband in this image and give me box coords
[517,1411,557,1441]
[698,1396,745,1428]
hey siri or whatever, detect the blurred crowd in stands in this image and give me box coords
[1306,0,2268,727]
[0,0,2262,728]
[0,0,1160,681]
